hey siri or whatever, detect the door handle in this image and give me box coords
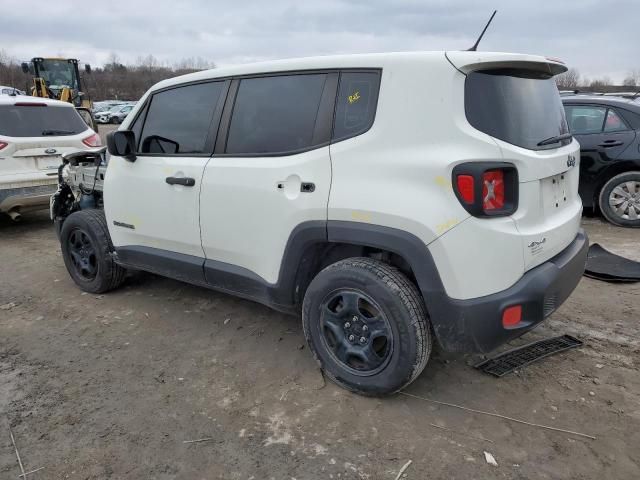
[598,140,624,147]
[166,176,195,187]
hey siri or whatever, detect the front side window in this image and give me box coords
[139,82,224,154]
[465,69,569,150]
[333,72,380,142]
[226,74,328,155]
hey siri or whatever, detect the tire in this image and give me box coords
[598,171,640,228]
[110,116,120,124]
[60,209,127,293]
[302,257,432,396]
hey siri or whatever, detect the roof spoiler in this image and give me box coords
[446,51,568,77]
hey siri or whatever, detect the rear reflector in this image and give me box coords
[456,174,475,204]
[502,305,522,327]
[0,141,7,151]
[482,170,505,211]
[14,102,47,107]
[82,132,101,147]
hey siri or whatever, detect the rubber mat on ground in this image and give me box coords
[475,335,583,377]
[584,243,640,283]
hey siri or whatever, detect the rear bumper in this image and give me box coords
[0,183,58,213]
[427,230,589,353]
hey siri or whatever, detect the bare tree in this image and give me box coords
[555,68,581,89]
[623,69,640,87]
[589,76,612,90]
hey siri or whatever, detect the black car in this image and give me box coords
[562,95,640,227]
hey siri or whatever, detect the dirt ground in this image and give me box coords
[1,207,639,479]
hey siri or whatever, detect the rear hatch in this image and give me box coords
[0,103,94,178]
[450,52,583,271]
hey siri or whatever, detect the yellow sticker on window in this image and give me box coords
[348,91,361,104]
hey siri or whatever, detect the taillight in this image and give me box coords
[482,170,504,211]
[452,162,518,217]
[0,141,7,151]
[82,132,101,147]
[456,175,475,204]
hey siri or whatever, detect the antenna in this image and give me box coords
[467,10,497,52]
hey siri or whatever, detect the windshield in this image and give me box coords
[0,104,88,137]
[37,59,79,90]
[465,69,570,150]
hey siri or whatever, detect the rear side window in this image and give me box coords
[139,82,224,154]
[564,105,607,134]
[0,104,87,137]
[465,69,569,150]
[564,105,629,134]
[333,72,380,142]
[226,74,327,155]
[603,109,628,132]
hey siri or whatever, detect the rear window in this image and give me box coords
[465,69,569,150]
[0,104,88,137]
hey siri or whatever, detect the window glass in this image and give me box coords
[465,69,569,150]
[603,108,627,132]
[129,104,146,144]
[226,74,327,154]
[333,72,380,141]
[564,105,607,134]
[0,104,87,137]
[139,82,223,154]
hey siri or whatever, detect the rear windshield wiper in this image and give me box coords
[537,132,573,147]
[41,129,75,136]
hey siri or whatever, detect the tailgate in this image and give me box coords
[458,53,582,271]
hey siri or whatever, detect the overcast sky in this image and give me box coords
[1,0,637,83]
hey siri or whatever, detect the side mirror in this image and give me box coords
[85,64,92,74]
[107,130,137,162]
[21,62,29,74]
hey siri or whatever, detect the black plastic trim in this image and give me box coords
[116,220,587,355]
[114,221,327,314]
[116,246,207,285]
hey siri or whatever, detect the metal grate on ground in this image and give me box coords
[475,335,583,377]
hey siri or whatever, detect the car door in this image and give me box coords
[564,104,636,206]
[199,73,336,297]
[104,80,228,282]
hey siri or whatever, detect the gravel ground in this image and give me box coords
[0,211,638,479]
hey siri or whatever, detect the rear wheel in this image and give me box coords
[60,209,127,293]
[302,258,432,396]
[599,171,640,228]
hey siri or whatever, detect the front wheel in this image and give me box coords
[302,258,432,396]
[60,209,127,293]
[599,171,640,227]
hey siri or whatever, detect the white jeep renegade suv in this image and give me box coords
[52,51,588,396]
[0,96,100,220]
